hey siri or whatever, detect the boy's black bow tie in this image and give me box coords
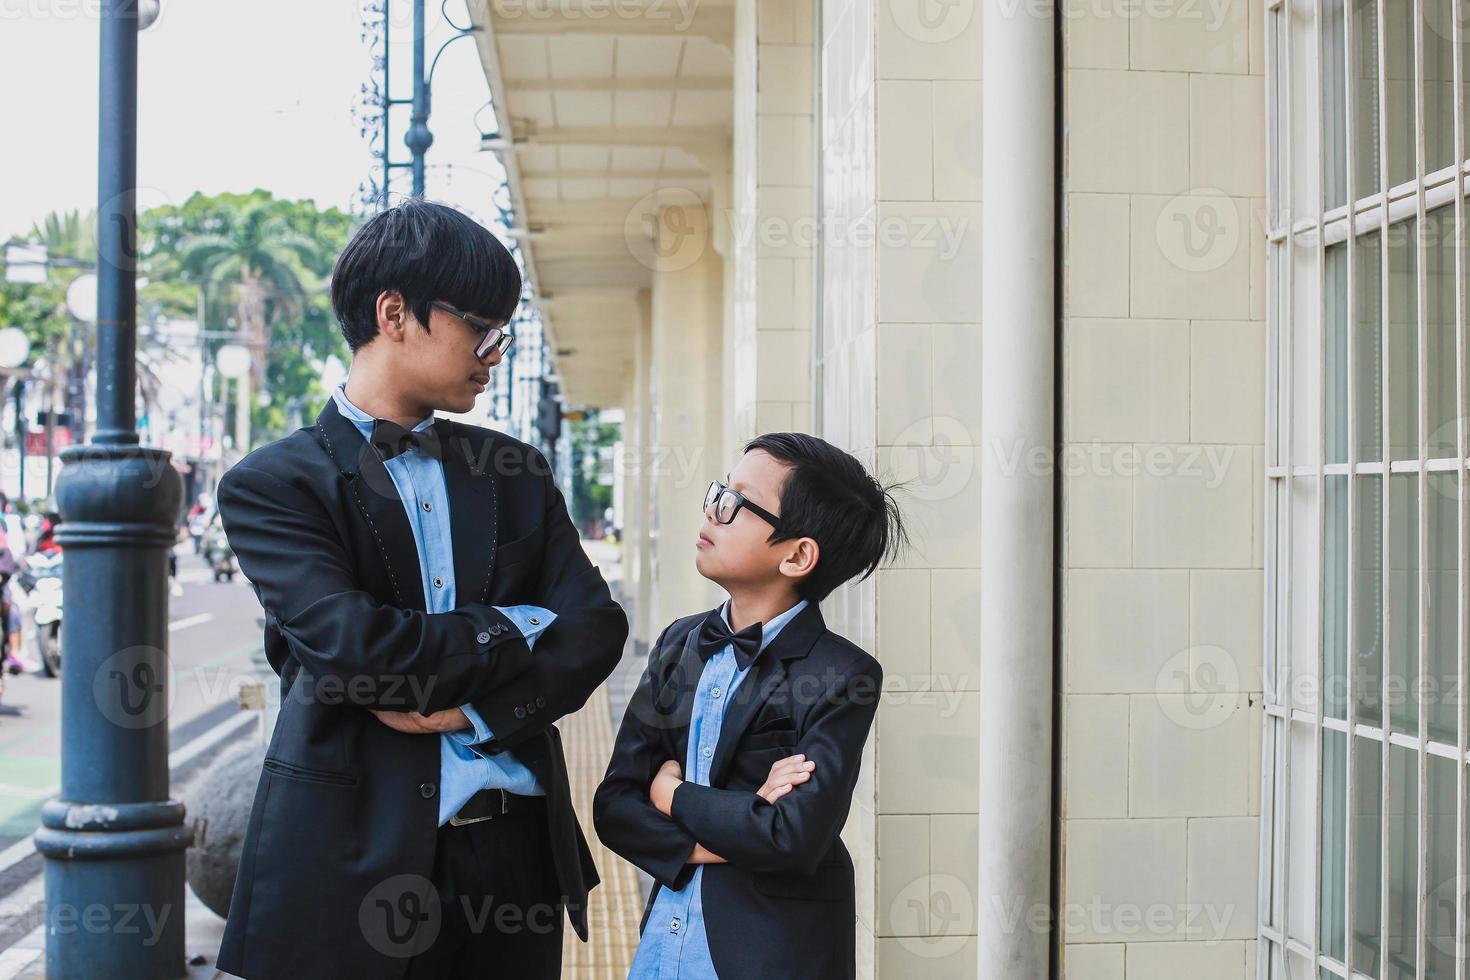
[696,609,765,670]
[370,418,441,461]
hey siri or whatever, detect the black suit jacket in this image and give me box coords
[592,602,882,980]
[213,398,627,980]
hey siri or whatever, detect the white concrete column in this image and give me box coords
[649,205,724,631]
[978,0,1056,977]
[630,289,655,649]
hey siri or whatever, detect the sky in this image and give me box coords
[0,0,507,239]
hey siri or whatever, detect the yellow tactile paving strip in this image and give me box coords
[560,681,642,977]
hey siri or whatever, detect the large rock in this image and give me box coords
[184,741,265,917]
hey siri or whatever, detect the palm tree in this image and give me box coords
[176,201,320,390]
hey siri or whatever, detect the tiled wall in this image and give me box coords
[818,0,982,976]
[1059,1,1266,977]
[729,0,817,447]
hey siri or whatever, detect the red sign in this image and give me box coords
[25,429,71,456]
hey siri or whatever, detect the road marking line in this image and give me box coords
[167,612,214,633]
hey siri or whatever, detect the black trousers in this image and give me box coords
[403,798,564,980]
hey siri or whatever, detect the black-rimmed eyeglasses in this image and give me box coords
[704,480,783,530]
[431,301,515,359]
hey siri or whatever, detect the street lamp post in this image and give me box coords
[33,2,191,978]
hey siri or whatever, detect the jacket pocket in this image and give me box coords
[261,757,359,787]
[742,729,799,751]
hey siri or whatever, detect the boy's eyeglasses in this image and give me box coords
[431,301,515,358]
[704,480,783,530]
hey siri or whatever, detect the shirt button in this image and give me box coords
[419,782,436,799]
[710,687,721,698]
[528,616,540,626]
[670,919,680,933]
[702,746,713,758]
[421,501,432,512]
[433,577,444,588]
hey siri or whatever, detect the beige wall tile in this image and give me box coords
[759,113,814,188]
[1067,194,1132,318]
[1128,693,1252,817]
[1064,0,1129,69]
[877,322,935,445]
[877,444,981,568]
[1186,816,1259,940]
[1065,695,1131,818]
[1069,70,1191,195]
[1190,74,1265,197]
[1063,818,1189,942]
[876,0,982,80]
[1188,569,1263,694]
[931,569,981,690]
[1063,458,1134,568]
[1124,940,1247,980]
[878,80,935,200]
[877,568,932,681]
[1131,443,1253,568]
[1130,193,1253,320]
[1065,569,1190,693]
[877,936,979,978]
[931,322,982,444]
[1066,318,1190,443]
[875,202,983,323]
[1190,320,1265,444]
[1064,942,1126,980]
[1129,0,1250,74]
[929,812,979,937]
[877,813,930,936]
[759,43,814,113]
[932,81,982,201]
[755,328,812,400]
[877,693,980,813]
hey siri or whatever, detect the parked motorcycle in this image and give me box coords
[17,551,62,678]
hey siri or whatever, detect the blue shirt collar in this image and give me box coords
[331,379,434,434]
[719,597,809,656]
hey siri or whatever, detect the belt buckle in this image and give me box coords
[449,789,509,827]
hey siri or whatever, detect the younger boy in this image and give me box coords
[594,433,905,979]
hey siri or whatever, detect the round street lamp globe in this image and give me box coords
[65,274,99,323]
[0,328,31,369]
[215,344,252,380]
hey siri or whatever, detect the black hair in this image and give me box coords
[330,199,522,351]
[743,432,908,602]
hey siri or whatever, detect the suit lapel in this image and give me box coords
[667,624,707,767]
[309,398,426,611]
[434,419,499,607]
[707,601,827,786]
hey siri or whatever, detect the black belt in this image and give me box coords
[448,788,545,827]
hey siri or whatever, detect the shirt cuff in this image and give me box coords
[451,703,496,746]
[493,604,557,651]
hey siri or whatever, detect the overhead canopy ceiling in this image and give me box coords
[467,0,734,408]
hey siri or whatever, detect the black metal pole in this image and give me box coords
[34,2,190,977]
[406,0,432,197]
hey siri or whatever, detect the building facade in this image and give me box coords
[463,1,1461,977]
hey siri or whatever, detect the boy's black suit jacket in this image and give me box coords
[212,397,626,980]
[593,601,883,980]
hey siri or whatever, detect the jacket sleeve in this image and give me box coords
[591,624,699,891]
[464,456,628,753]
[217,461,533,713]
[668,658,883,874]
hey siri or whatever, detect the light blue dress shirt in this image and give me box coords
[331,382,548,825]
[628,597,810,980]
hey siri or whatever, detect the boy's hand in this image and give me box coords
[371,707,471,735]
[756,754,815,804]
[650,759,682,816]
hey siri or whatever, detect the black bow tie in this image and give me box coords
[370,419,441,461]
[696,608,765,671]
